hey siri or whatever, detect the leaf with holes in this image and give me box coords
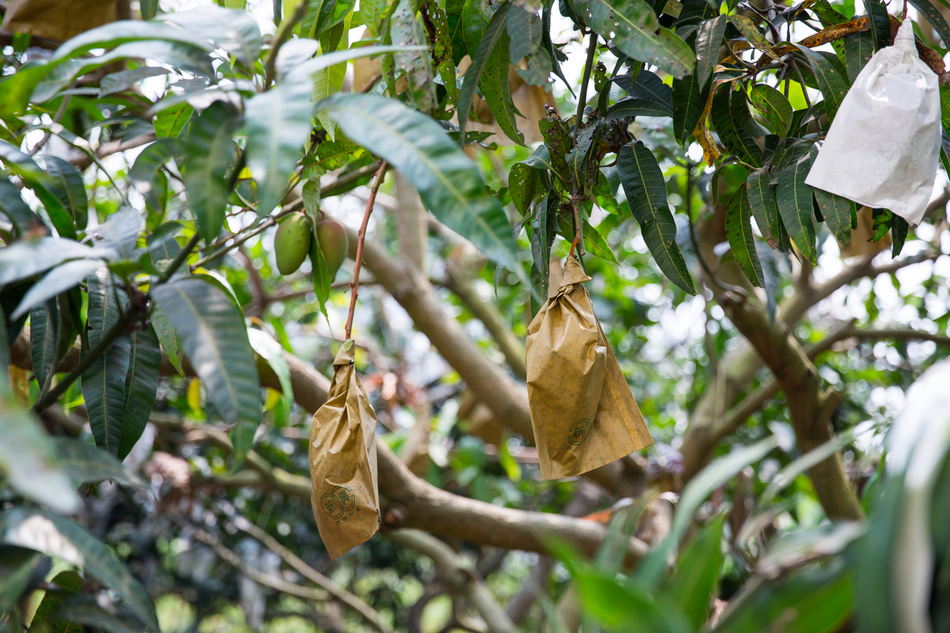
[725,188,764,287]
[151,275,261,465]
[571,0,694,78]
[618,142,694,294]
[183,101,240,243]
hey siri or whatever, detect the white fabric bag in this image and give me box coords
[805,19,941,226]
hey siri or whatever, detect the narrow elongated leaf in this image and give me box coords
[0,547,39,613]
[314,19,350,138]
[12,259,104,320]
[150,275,261,465]
[618,142,695,294]
[573,566,693,632]
[81,271,132,457]
[695,16,726,88]
[508,5,551,86]
[245,79,313,213]
[99,66,170,95]
[153,102,193,138]
[302,0,355,38]
[49,20,215,63]
[843,30,875,82]
[0,141,74,238]
[907,0,950,50]
[317,93,532,293]
[605,98,673,120]
[891,213,908,257]
[248,329,293,425]
[29,303,58,394]
[42,156,88,231]
[750,83,792,136]
[150,305,184,376]
[0,407,79,514]
[728,15,779,60]
[391,0,437,113]
[583,219,620,264]
[715,559,852,633]
[813,188,854,246]
[725,188,764,286]
[53,438,148,489]
[0,508,158,628]
[662,512,726,629]
[775,152,817,263]
[794,45,848,121]
[672,73,705,145]
[529,192,558,300]
[160,5,263,66]
[0,238,100,286]
[571,0,694,78]
[117,325,161,459]
[457,3,523,144]
[88,208,145,262]
[183,101,240,243]
[614,70,672,113]
[747,167,789,252]
[711,89,760,166]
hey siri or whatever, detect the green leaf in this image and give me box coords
[0,238,101,286]
[245,78,314,214]
[88,208,145,262]
[638,437,779,587]
[0,178,40,237]
[183,101,240,243]
[0,508,158,628]
[317,93,533,294]
[116,325,161,459]
[12,259,104,320]
[153,102,194,138]
[728,15,779,60]
[775,151,817,263]
[0,407,79,514]
[49,20,215,63]
[583,219,620,264]
[390,0,437,113]
[794,45,849,121]
[302,0,356,39]
[307,225,333,323]
[725,187,764,287]
[615,70,673,114]
[30,303,58,394]
[160,4,263,66]
[891,213,909,257]
[42,156,88,231]
[141,0,159,19]
[53,438,149,489]
[0,547,40,614]
[150,275,261,466]
[813,188,854,247]
[843,30,875,82]
[508,5,552,86]
[715,559,852,633]
[248,329,293,425]
[458,2,524,145]
[81,270,133,457]
[529,192,558,301]
[150,305,184,376]
[661,512,726,629]
[571,0,694,78]
[28,570,83,633]
[314,20,350,139]
[101,67,170,97]
[750,83,792,137]
[695,16,727,88]
[573,566,693,632]
[361,0,389,37]
[672,72,705,145]
[907,0,950,52]
[618,142,695,294]
[0,141,75,239]
[747,167,789,252]
[605,98,673,120]
[711,88,760,167]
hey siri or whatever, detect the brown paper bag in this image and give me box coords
[309,341,379,559]
[526,257,653,479]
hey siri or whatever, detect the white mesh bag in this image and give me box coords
[805,19,941,226]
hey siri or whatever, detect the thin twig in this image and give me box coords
[261,0,311,89]
[568,198,583,257]
[344,161,388,340]
[574,31,598,137]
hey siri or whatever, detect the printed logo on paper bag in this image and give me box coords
[321,485,356,521]
[568,418,591,446]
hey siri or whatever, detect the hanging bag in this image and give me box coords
[309,341,379,559]
[525,256,653,479]
[805,19,941,226]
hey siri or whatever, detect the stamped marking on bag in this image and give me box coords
[321,485,357,522]
[568,418,591,446]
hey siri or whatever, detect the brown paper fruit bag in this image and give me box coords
[309,341,379,559]
[526,257,653,479]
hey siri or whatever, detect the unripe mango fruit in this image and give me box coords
[274,212,312,275]
[315,219,348,280]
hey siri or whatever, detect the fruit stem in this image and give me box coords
[345,161,389,340]
[568,198,582,258]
